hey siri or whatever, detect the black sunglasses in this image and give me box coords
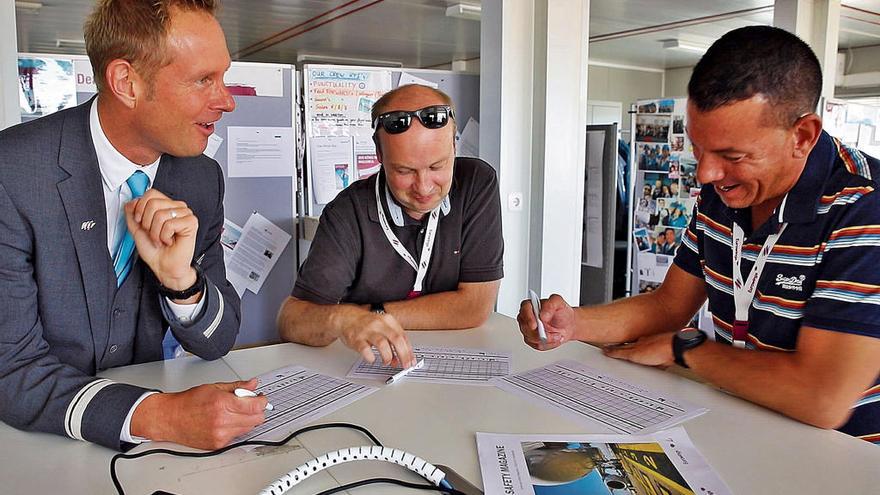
[372,105,455,134]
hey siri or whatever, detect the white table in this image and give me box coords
[1,313,878,494]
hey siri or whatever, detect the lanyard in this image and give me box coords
[374,173,441,296]
[731,220,788,348]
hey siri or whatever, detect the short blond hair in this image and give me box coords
[84,0,218,93]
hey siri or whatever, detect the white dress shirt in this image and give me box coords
[89,98,205,443]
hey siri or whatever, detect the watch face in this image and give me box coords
[678,328,701,341]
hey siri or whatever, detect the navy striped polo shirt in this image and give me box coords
[674,131,880,444]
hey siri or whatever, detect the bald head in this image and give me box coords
[371,84,457,221]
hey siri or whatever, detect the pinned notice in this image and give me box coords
[227,126,295,178]
[226,212,291,295]
[311,135,354,204]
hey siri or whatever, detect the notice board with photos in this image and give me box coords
[302,64,481,216]
[628,98,699,296]
[18,54,299,346]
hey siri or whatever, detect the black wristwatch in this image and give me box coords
[672,328,708,368]
[370,302,385,314]
[158,263,206,301]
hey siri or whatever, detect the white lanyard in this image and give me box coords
[374,173,441,295]
[731,221,788,348]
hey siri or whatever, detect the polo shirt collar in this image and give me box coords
[775,130,836,225]
[371,170,452,227]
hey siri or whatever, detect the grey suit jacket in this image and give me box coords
[0,99,241,450]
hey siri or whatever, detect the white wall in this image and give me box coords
[663,66,693,99]
[587,64,663,134]
[1,0,20,130]
[481,0,590,315]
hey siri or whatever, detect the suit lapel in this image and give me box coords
[152,155,178,199]
[55,100,113,360]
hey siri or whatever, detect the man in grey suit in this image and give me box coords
[0,0,267,451]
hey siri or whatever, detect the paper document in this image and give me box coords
[494,360,707,433]
[457,117,480,158]
[224,64,283,97]
[347,346,511,386]
[311,135,354,204]
[398,72,439,89]
[477,428,731,495]
[227,126,295,178]
[354,136,381,179]
[235,365,377,443]
[226,212,291,295]
[584,129,604,268]
[220,218,243,294]
[203,133,223,159]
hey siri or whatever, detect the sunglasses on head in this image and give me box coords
[372,105,455,135]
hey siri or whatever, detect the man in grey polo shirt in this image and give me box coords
[278,84,503,367]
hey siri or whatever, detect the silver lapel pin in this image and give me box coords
[81,220,96,231]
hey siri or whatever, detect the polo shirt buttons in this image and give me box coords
[109,344,118,354]
[112,308,121,318]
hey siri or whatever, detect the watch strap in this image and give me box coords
[158,263,206,301]
[672,329,707,368]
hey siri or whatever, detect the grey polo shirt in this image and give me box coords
[293,157,504,304]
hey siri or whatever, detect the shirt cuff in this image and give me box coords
[120,391,160,444]
[165,293,207,326]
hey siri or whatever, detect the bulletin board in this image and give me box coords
[19,54,299,346]
[302,64,481,216]
[627,98,699,296]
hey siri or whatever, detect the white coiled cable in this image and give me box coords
[257,445,447,495]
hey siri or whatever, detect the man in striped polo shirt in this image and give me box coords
[518,26,880,444]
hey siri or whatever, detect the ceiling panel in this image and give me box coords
[12,0,880,71]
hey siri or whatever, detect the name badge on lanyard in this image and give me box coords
[731,220,788,348]
[374,173,441,298]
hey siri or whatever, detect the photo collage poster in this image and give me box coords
[633,98,699,293]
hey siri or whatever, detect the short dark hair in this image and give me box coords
[688,25,822,127]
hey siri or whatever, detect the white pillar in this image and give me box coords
[0,0,20,129]
[481,0,590,315]
[774,0,840,99]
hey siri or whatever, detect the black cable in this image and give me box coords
[110,422,382,495]
[314,477,468,495]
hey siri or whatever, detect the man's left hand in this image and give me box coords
[124,189,199,291]
[601,331,677,368]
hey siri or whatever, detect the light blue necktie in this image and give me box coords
[113,170,149,287]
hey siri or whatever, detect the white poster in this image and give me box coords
[227,126,295,178]
[457,117,480,158]
[477,429,730,495]
[584,130,604,268]
[223,65,283,97]
[307,67,393,137]
[73,58,97,93]
[226,212,291,295]
[18,56,76,117]
[354,136,381,179]
[203,133,223,159]
[311,135,354,204]
[398,71,439,89]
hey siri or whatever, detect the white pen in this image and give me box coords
[234,387,274,411]
[529,289,548,344]
[385,358,425,384]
